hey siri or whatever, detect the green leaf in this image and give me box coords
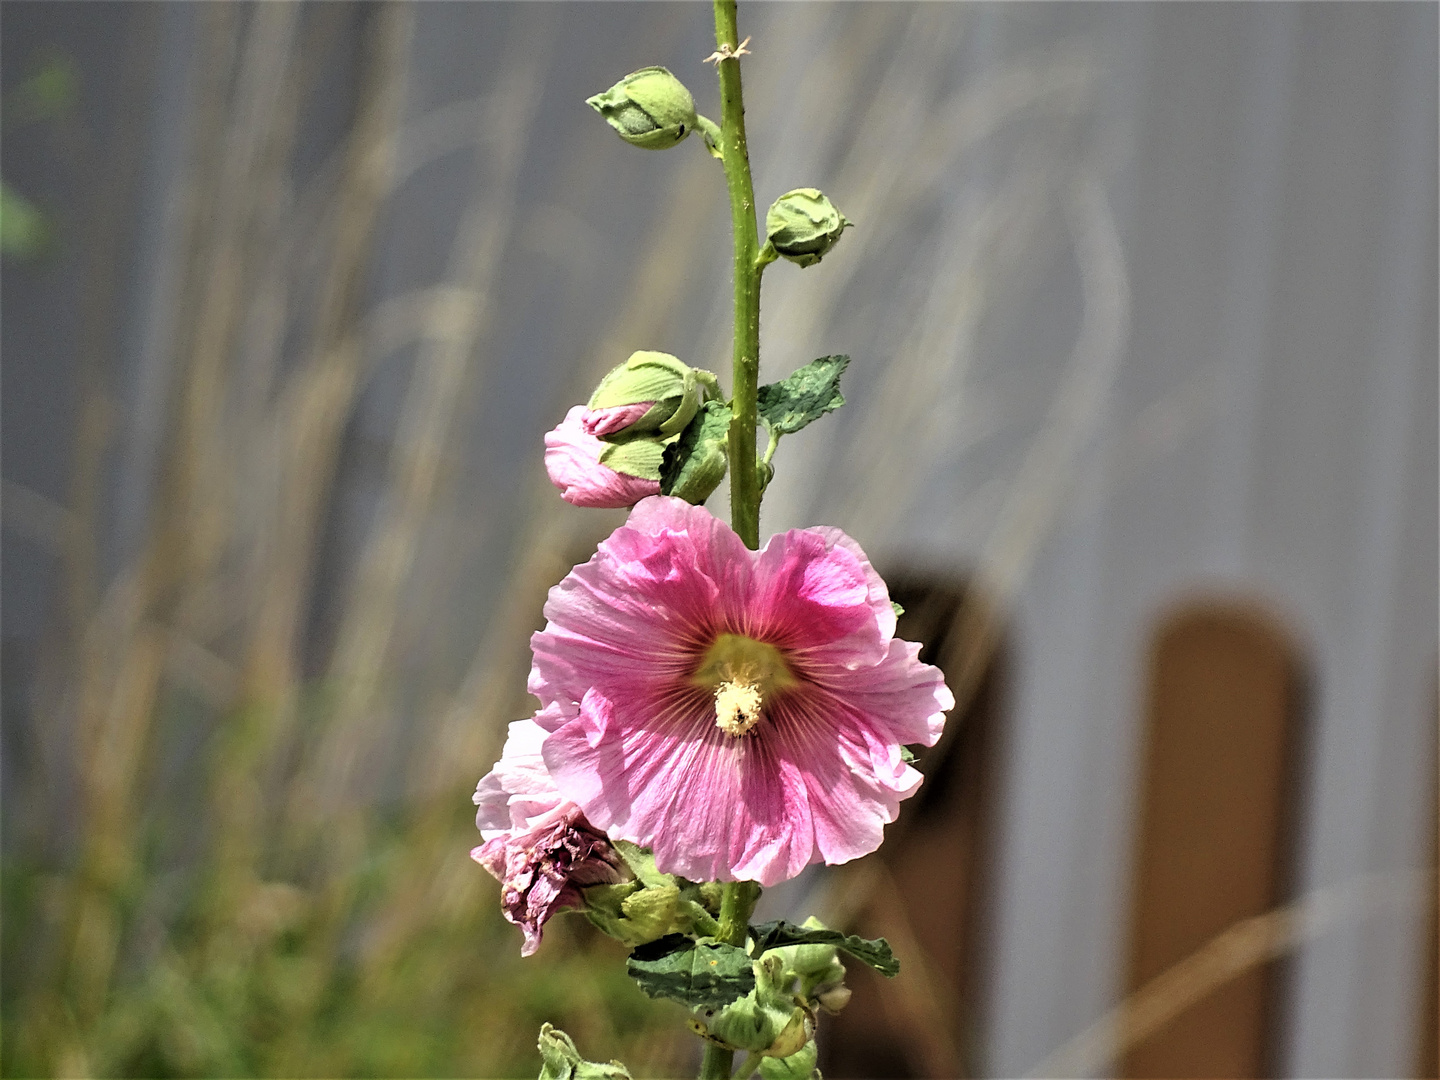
[626,934,755,1009]
[891,600,905,617]
[756,355,849,438]
[899,745,917,765]
[660,399,730,504]
[749,920,899,978]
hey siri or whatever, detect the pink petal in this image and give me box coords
[747,527,888,665]
[528,497,750,712]
[843,638,955,747]
[582,402,654,437]
[473,719,563,836]
[543,686,920,886]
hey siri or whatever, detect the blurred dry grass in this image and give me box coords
[2,6,697,1076]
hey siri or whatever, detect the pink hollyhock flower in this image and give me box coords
[582,401,654,438]
[528,496,954,887]
[544,406,661,508]
[472,718,629,955]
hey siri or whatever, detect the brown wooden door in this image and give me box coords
[1120,602,1302,1079]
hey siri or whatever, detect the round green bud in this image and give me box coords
[586,67,698,150]
[764,188,851,268]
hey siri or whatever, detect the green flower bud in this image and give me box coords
[763,188,851,268]
[758,1039,818,1080]
[814,982,852,1014]
[701,995,803,1056]
[581,843,721,946]
[586,351,707,440]
[772,917,840,977]
[586,67,698,150]
[696,954,812,1056]
[537,1023,633,1080]
[581,880,685,947]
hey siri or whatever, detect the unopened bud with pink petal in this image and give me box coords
[544,406,662,509]
[583,350,714,441]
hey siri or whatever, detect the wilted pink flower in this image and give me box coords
[529,496,954,887]
[473,718,628,955]
[582,401,654,437]
[544,406,661,508]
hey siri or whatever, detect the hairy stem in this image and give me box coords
[700,7,764,1077]
[697,880,762,1079]
[714,0,762,551]
[699,1042,735,1080]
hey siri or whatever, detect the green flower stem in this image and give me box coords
[761,428,780,468]
[701,6,765,1077]
[713,0,763,551]
[717,880,761,945]
[698,880,762,1079]
[700,1042,735,1080]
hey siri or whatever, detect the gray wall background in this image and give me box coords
[3,3,1435,1076]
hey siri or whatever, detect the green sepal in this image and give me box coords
[891,600,905,617]
[661,399,731,504]
[757,355,849,438]
[899,745,917,764]
[584,842,719,945]
[750,919,900,978]
[626,934,755,1010]
[585,67,698,150]
[598,437,666,482]
[588,350,693,424]
[588,351,689,409]
[582,881,686,948]
[758,1039,819,1080]
[536,1023,633,1080]
[587,352,716,442]
[613,839,669,888]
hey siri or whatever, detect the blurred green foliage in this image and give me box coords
[1,181,49,257]
[0,52,77,259]
[2,698,693,1078]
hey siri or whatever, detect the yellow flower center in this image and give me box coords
[713,680,763,737]
[692,634,796,738]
